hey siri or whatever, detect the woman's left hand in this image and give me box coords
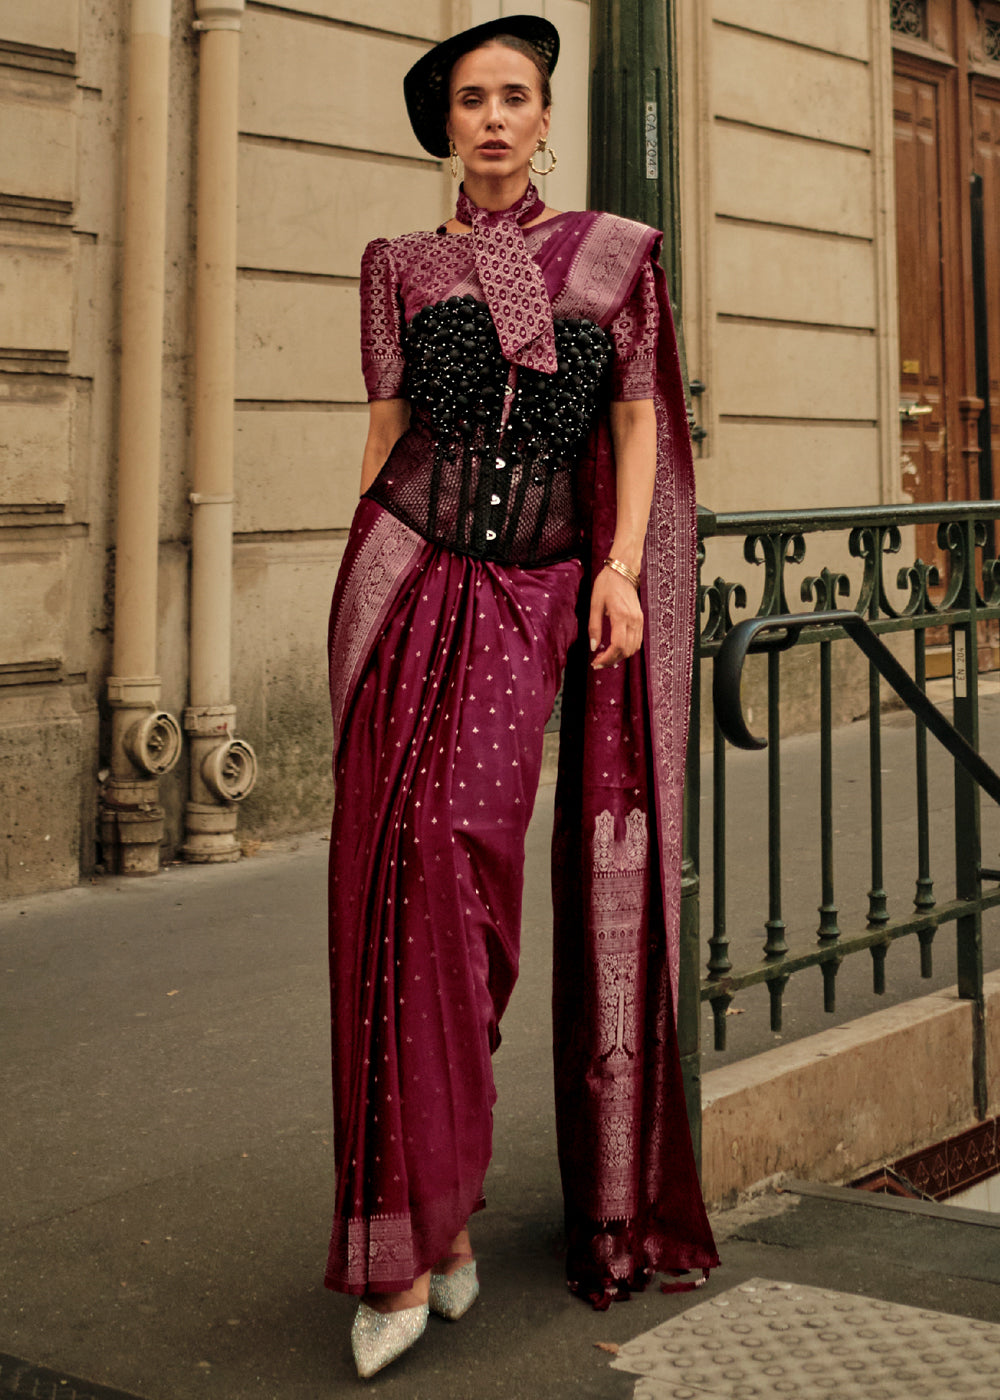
[589,564,644,669]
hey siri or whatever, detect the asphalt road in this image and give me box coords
[3,691,1000,1397]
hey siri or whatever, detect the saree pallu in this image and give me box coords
[325,497,581,1294]
[553,255,719,1306]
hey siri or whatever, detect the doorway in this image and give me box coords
[892,0,1000,666]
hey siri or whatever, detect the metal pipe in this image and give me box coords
[183,0,256,863]
[101,0,182,876]
[970,175,995,552]
[817,640,840,946]
[913,628,935,914]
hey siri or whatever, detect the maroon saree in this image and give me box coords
[325,201,717,1302]
[552,251,719,1307]
[326,503,580,1292]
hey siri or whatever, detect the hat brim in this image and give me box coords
[404,16,560,160]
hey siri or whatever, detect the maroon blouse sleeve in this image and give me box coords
[360,238,406,401]
[608,259,659,401]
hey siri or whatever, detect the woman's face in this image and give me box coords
[446,42,550,182]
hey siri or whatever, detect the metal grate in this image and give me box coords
[891,0,926,38]
[0,1353,146,1400]
[985,18,1000,61]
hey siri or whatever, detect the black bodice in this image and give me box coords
[364,296,613,567]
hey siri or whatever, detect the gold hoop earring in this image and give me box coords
[449,139,460,180]
[529,140,558,176]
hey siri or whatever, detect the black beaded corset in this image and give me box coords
[364,295,613,566]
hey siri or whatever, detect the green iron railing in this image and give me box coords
[679,502,1000,1158]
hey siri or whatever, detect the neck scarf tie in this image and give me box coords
[455,182,559,376]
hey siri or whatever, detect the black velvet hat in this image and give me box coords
[404,15,560,159]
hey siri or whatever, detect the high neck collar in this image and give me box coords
[455,181,544,227]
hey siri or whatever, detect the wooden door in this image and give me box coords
[893,63,954,567]
[892,6,1000,669]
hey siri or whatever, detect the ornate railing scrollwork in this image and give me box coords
[688,500,1000,1084]
[983,553,1000,608]
[694,508,1000,653]
[801,566,850,613]
[894,558,941,617]
[698,507,1000,646]
[936,518,973,611]
[742,530,807,618]
[848,522,903,618]
[700,576,748,644]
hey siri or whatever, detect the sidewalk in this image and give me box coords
[4,729,1000,1397]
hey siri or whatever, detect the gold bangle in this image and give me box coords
[604,556,641,589]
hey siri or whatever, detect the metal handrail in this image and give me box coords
[713,610,1000,809]
[700,499,1000,537]
[679,504,1000,1151]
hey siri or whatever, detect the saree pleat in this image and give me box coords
[326,498,581,1294]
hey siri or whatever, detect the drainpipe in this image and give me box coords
[182,0,257,863]
[101,0,183,876]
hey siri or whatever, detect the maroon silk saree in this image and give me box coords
[326,504,580,1293]
[552,246,719,1307]
[325,207,717,1302]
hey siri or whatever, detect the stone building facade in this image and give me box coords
[2,0,994,897]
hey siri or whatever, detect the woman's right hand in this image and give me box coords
[588,564,644,669]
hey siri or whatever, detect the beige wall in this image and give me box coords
[0,0,592,893]
[1,2,100,894]
[680,0,899,520]
[230,0,591,843]
[673,0,902,701]
[0,0,903,896]
[231,3,448,841]
[0,0,199,894]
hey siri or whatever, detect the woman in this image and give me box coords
[325,16,718,1379]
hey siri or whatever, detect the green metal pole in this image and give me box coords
[588,0,682,300]
[953,520,987,1118]
[588,0,702,1157]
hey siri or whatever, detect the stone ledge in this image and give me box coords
[702,970,1000,1205]
[0,698,82,896]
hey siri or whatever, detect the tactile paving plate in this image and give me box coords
[610,1277,1000,1398]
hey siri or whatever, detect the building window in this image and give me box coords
[890,0,926,38]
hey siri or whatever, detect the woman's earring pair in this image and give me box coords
[529,138,558,175]
[449,138,558,177]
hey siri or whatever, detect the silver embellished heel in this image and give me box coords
[429,1259,479,1320]
[350,1299,429,1379]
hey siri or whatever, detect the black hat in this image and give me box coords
[404,16,560,159]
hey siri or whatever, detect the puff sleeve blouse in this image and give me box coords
[357,219,659,567]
